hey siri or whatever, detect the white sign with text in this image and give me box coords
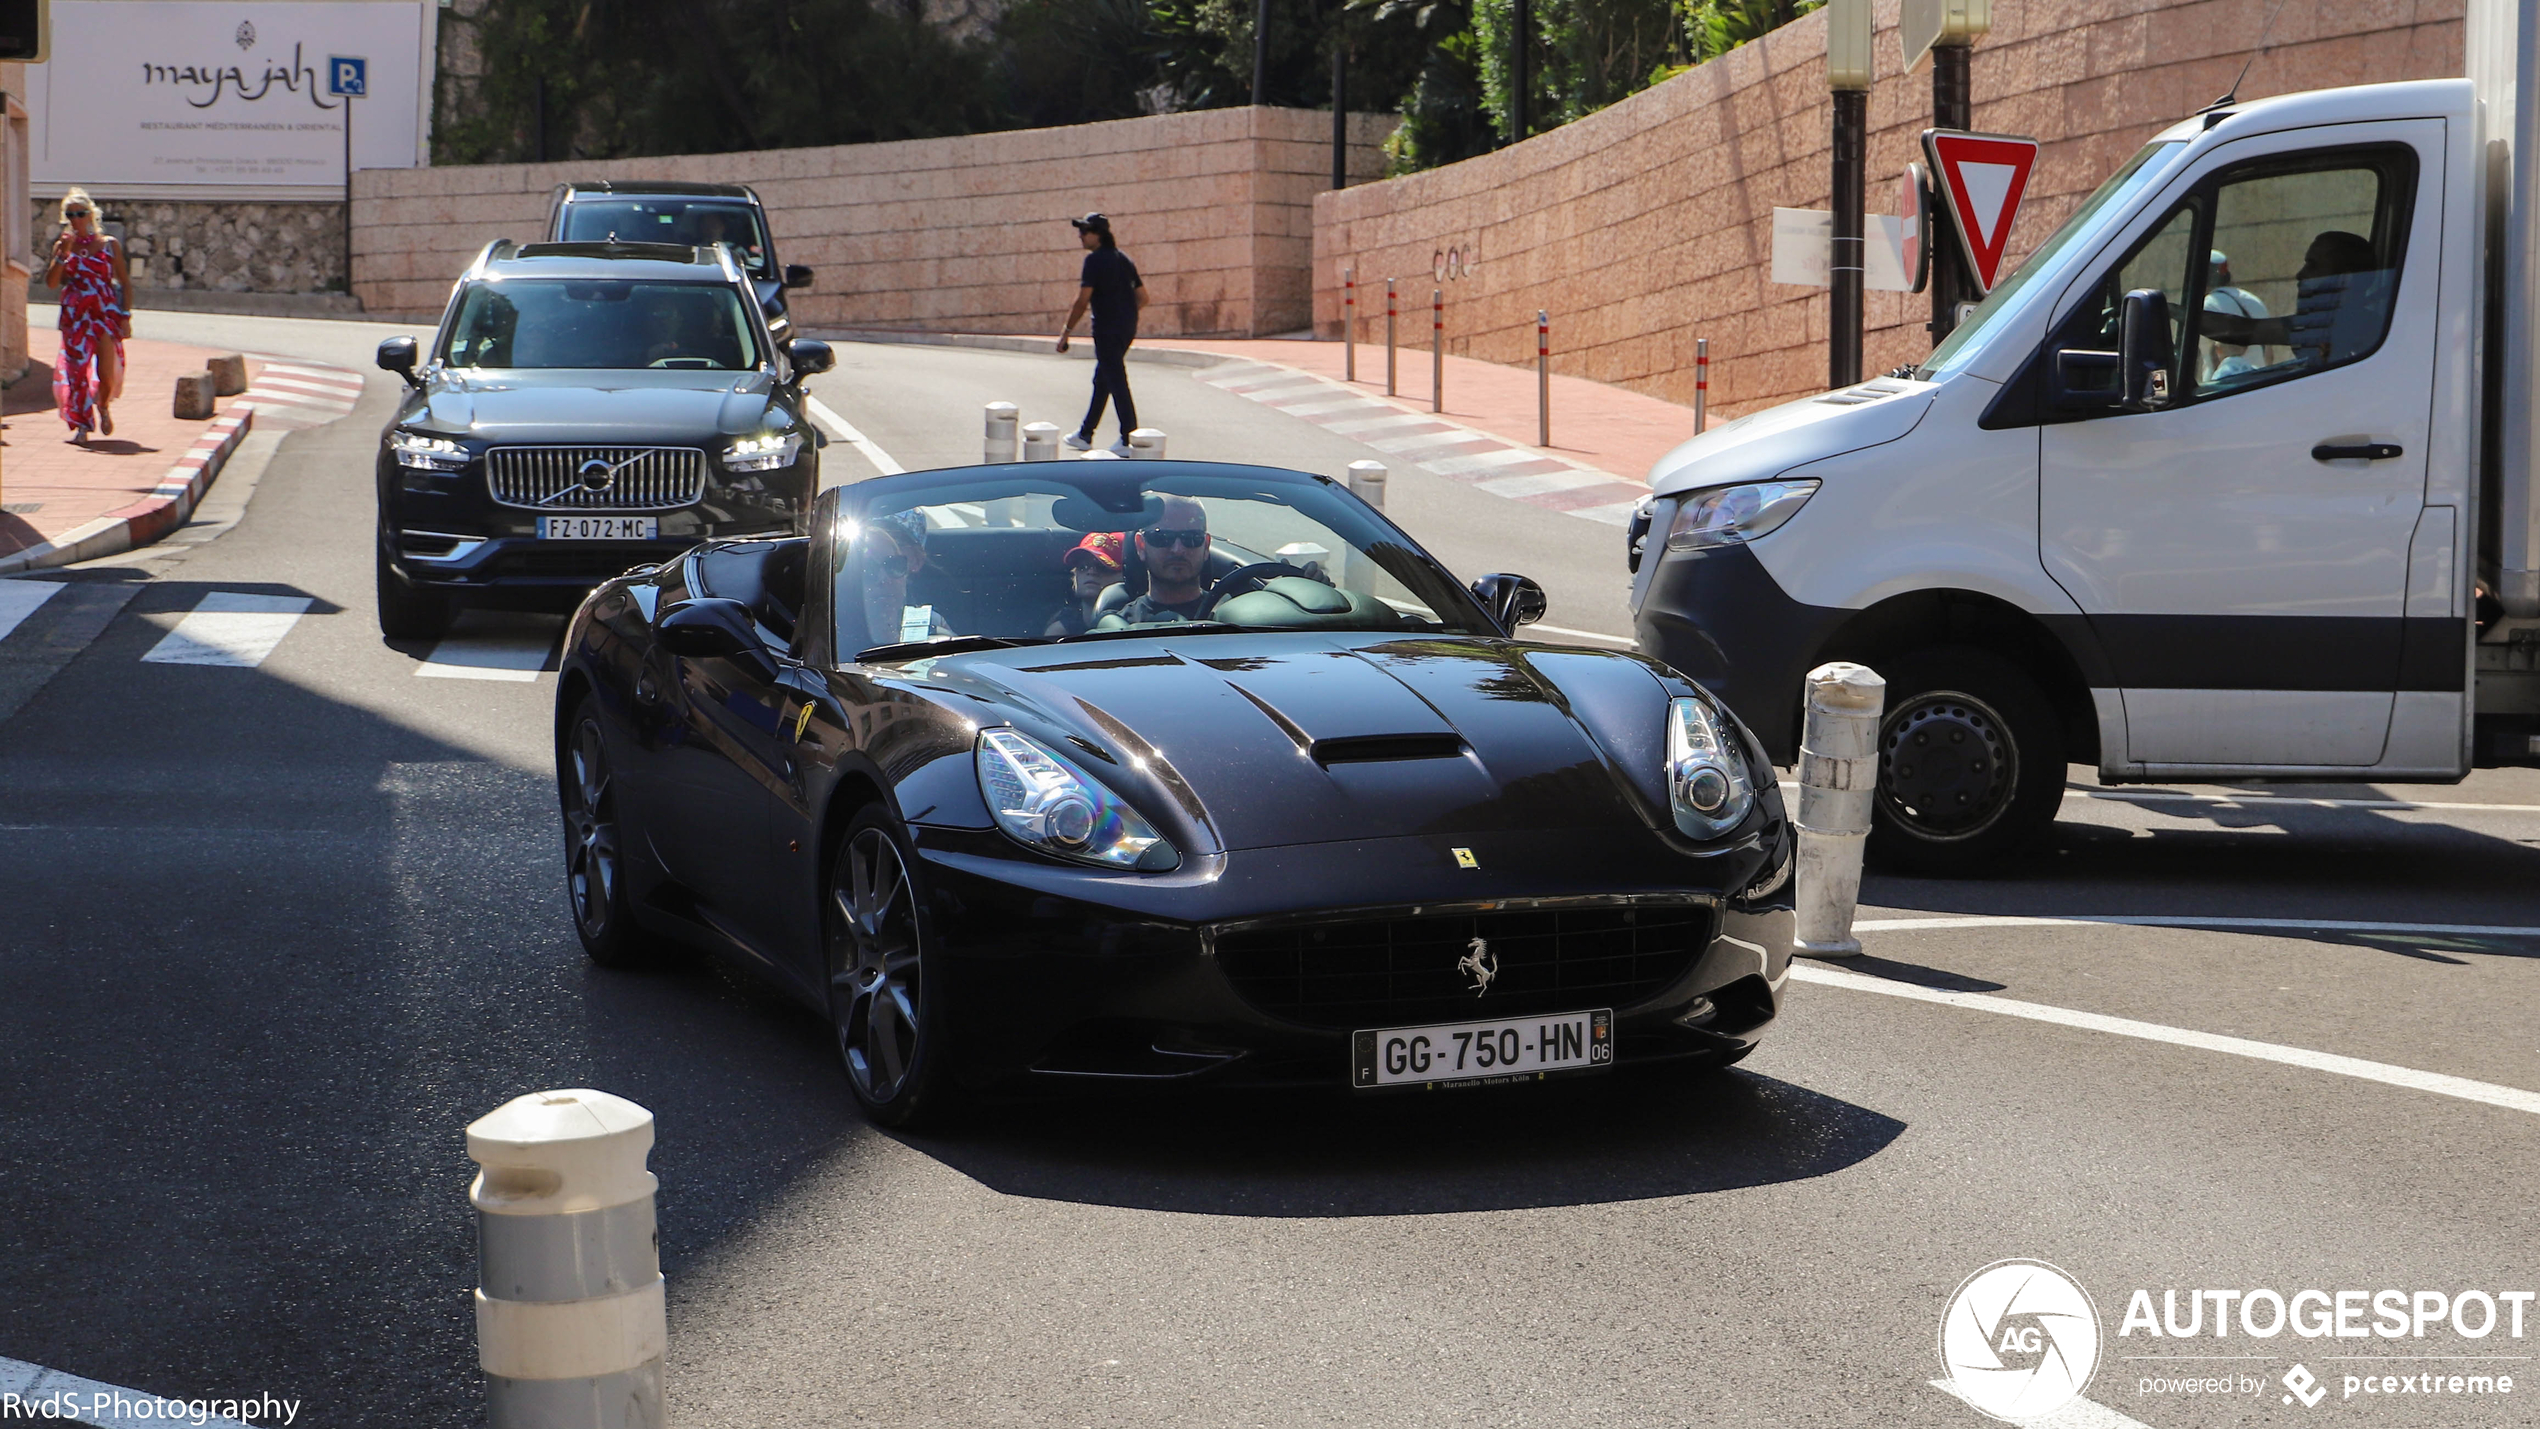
[26,0,433,199]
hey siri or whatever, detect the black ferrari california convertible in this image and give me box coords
[555,460,1793,1124]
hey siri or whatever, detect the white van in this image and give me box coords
[1629,49,2540,874]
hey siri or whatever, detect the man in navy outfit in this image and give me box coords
[1056,213,1149,454]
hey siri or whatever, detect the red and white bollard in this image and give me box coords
[1431,288,1444,414]
[1385,279,1398,396]
[1344,267,1357,382]
[1537,310,1551,447]
[1694,337,1711,434]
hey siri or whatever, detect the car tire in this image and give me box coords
[376,543,453,641]
[824,806,959,1129]
[560,695,671,969]
[1868,646,2065,878]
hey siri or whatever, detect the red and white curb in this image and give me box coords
[235,355,364,429]
[0,407,256,576]
[1192,359,1650,526]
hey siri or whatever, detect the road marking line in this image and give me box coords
[1564,498,1649,527]
[2076,788,2540,816]
[1527,622,1634,646]
[1793,962,2540,1116]
[1930,1378,2155,1429]
[1470,465,1613,493]
[0,580,66,642]
[1275,397,1391,417]
[416,631,553,681]
[139,592,310,668]
[804,397,904,476]
[1320,413,1444,435]
[0,1354,258,1428]
[1852,914,2540,938]
[1368,429,1499,454]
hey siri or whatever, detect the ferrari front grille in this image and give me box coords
[487,446,706,511]
[1213,902,1711,1031]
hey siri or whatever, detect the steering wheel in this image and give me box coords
[1195,561,1308,620]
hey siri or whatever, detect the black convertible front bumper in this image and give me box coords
[908,821,1794,1094]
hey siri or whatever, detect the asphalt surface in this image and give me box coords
[0,312,2535,1428]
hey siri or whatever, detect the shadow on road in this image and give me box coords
[895,1068,1905,1217]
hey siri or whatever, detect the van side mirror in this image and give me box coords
[1470,573,1548,633]
[2119,288,2175,411]
[660,598,778,683]
[376,336,422,389]
[784,264,815,290]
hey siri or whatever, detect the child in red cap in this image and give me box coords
[1044,531,1126,636]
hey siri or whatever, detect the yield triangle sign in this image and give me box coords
[1923,129,2039,291]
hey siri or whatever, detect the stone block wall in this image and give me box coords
[29,201,346,295]
[1314,0,2466,423]
[352,107,1393,336]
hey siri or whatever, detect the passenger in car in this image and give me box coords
[856,511,954,650]
[1045,532,1125,636]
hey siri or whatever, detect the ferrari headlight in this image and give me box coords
[1667,697,1754,839]
[1664,478,1818,551]
[724,431,802,472]
[976,728,1179,871]
[389,430,469,470]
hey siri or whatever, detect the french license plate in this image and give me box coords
[1352,1008,1612,1089]
[538,516,657,540]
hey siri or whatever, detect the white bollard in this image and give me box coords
[1127,427,1166,459]
[1021,421,1060,462]
[984,402,1018,463]
[469,1090,666,1429]
[1794,662,1885,957]
[1345,459,1386,510]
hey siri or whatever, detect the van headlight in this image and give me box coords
[976,728,1180,871]
[724,431,802,472]
[1664,479,1818,551]
[1667,698,1754,839]
[389,431,469,470]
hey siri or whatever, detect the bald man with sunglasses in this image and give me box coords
[1112,496,1214,625]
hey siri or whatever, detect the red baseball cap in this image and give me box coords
[1063,531,1124,571]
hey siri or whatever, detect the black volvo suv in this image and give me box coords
[373,239,832,639]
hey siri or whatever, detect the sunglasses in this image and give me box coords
[64,209,90,219]
[1141,528,1208,548]
[865,549,913,580]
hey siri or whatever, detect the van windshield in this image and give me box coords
[1918,140,2185,380]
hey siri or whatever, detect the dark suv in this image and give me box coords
[547,181,813,342]
[372,239,833,640]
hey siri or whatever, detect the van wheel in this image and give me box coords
[377,544,452,641]
[1868,647,2064,878]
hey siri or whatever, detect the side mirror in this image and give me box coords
[660,597,778,683]
[1470,573,1548,633]
[786,338,835,377]
[784,264,815,290]
[376,336,422,390]
[2118,287,2175,411]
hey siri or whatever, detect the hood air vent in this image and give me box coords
[1310,734,1467,766]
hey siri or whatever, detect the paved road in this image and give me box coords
[0,314,2534,1427]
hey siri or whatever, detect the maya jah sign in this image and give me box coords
[1922,128,2038,292]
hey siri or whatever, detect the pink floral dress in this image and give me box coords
[52,236,127,435]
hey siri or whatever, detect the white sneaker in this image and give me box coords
[1062,432,1092,451]
[1108,441,1134,457]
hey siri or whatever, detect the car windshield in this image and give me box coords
[560,199,773,277]
[828,467,1498,659]
[442,279,762,371]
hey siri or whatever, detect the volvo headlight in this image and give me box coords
[389,431,469,471]
[724,431,803,472]
[1667,697,1754,839]
[1663,479,1818,551]
[976,728,1180,871]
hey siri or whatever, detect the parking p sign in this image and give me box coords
[328,55,367,98]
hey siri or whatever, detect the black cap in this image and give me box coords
[1070,213,1111,236]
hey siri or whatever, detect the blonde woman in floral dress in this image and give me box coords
[44,188,129,442]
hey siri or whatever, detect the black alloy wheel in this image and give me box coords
[376,543,452,641]
[825,808,954,1127]
[560,698,662,967]
[1868,646,2065,877]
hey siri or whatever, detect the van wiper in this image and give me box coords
[856,634,1053,663]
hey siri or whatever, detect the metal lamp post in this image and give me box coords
[1903,0,1992,341]
[1826,0,1872,390]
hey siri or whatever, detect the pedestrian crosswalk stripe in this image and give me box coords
[141,592,311,667]
[0,580,65,643]
[416,630,554,681]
